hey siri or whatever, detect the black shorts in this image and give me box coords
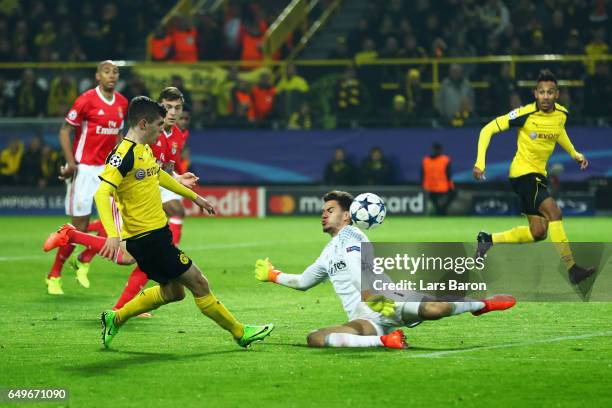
[509,173,551,216]
[125,226,192,284]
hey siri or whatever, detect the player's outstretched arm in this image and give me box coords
[474,115,508,180]
[158,169,215,214]
[94,181,121,260]
[557,130,589,170]
[254,258,326,291]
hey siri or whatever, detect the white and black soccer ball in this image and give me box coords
[350,193,386,230]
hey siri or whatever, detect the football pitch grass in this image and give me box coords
[1,216,611,407]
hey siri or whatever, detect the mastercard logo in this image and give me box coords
[268,195,296,214]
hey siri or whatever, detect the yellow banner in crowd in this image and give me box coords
[132,64,272,115]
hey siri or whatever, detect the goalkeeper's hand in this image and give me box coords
[254,258,279,282]
[366,295,396,317]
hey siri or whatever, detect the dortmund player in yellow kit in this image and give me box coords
[95,96,273,348]
[473,69,595,285]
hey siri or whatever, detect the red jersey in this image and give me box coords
[150,124,184,174]
[65,86,128,165]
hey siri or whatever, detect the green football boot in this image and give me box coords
[101,311,119,349]
[237,324,274,348]
[68,253,90,288]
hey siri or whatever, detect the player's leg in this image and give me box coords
[74,219,108,266]
[44,224,135,265]
[538,197,596,283]
[163,198,185,245]
[177,263,273,347]
[476,175,541,257]
[112,266,149,311]
[307,319,406,349]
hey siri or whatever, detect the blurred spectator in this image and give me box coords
[99,3,124,58]
[421,142,454,216]
[14,69,46,117]
[436,64,474,123]
[403,68,429,117]
[354,38,378,64]
[230,79,255,123]
[218,65,240,116]
[347,18,370,55]
[171,75,192,106]
[385,95,412,127]
[18,137,44,186]
[0,139,24,185]
[276,63,309,118]
[545,10,569,53]
[400,34,427,59]
[360,147,394,185]
[585,27,609,74]
[583,62,612,126]
[196,12,223,60]
[486,63,519,115]
[41,145,63,187]
[122,75,150,101]
[240,21,265,62]
[328,37,350,59]
[380,37,402,59]
[251,72,276,122]
[324,148,354,185]
[172,16,198,62]
[82,21,103,60]
[150,25,173,61]
[288,102,312,130]
[47,71,77,117]
[335,65,362,128]
[448,33,477,79]
[450,97,476,127]
[34,21,57,54]
[525,30,549,55]
[0,77,10,116]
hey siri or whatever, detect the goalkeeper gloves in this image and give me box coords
[366,295,397,317]
[254,258,280,283]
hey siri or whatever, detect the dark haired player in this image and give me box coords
[254,191,514,349]
[46,60,128,295]
[473,69,594,284]
[92,96,273,348]
[111,87,190,313]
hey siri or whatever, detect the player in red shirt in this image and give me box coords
[46,60,128,295]
[111,87,191,312]
[176,106,191,174]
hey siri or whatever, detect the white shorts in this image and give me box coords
[65,164,105,217]
[160,186,182,204]
[352,302,423,335]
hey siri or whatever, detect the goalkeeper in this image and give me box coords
[254,191,516,349]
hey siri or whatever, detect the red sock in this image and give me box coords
[113,267,149,310]
[168,217,183,245]
[48,244,76,278]
[169,217,182,244]
[68,230,106,253]
[86,219,107,236]
[79,220,108,263]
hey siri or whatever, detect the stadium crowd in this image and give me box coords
[0,0,610,129]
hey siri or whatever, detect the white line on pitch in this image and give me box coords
[408,331,612,358]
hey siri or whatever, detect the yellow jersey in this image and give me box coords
[475,102,579,178]
[98,139,168,239]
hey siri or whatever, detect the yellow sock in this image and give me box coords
[194,293,244,339]
[549,220,575,269]
[114,286,167,327]
[492,226,535,244]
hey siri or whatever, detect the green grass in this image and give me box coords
[1,216,612,408]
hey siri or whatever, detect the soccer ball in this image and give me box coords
[350,193,386,230]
